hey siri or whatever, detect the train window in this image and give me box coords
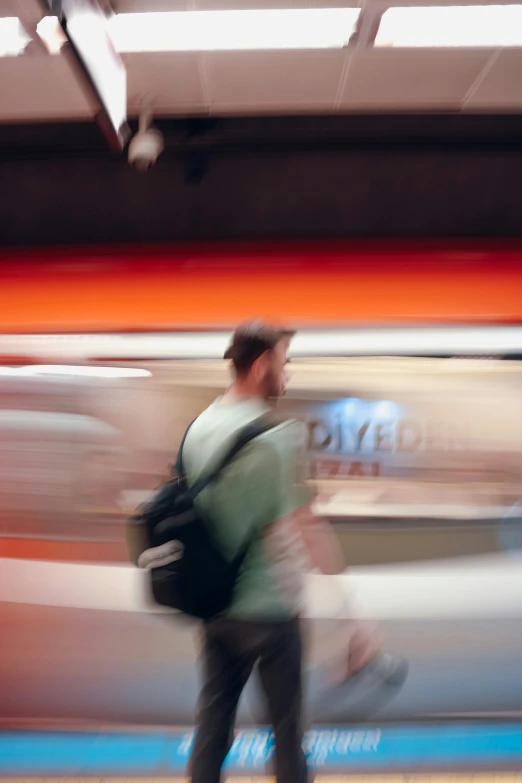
[1,355,522,565]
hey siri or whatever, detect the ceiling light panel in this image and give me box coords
[375,5,522,47]
[0,17,31,57]
[107,8,360,52]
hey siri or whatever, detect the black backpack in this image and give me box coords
[126,412,281,621]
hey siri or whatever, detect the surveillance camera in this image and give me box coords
[128,127,164,172]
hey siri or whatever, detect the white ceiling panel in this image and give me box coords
[0,54,93,121]
[339,49,492,109]
[114,0,358,8]
[124,52,206,114]
[1,0,522,123]
[194,0,359,7]
[1,0,42,22]
[203,50,347,111]
[113,0,190,9]
[464,49,522,109]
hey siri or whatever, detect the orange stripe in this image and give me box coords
[0,538,128,563]
[1,241,522,332]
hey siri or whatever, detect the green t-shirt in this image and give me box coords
[182,396,311,620]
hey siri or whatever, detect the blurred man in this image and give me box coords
[183,320,327,783]
[183,320,406,783]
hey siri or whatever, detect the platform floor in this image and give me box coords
[2,725,522,778]
[4,777,522,783]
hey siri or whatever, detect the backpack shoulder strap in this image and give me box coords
[188,411,286,500]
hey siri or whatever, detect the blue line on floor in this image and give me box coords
[1,723,522,775]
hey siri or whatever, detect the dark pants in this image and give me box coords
[190,615,309,783]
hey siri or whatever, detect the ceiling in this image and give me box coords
[1,0,522,126]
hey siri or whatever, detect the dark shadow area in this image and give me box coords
[2,113,522,246]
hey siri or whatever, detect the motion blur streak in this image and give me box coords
[1,242,522,331]
[1,346,522,726]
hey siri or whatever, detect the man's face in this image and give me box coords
[263,338,291,400]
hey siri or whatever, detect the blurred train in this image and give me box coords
[1,242,522,728]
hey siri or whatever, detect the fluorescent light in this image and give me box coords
[62,0,128,149]
[16,365,151,379]
[36,16,67,55]
[106,8,359,53]
[0,17,31,57]
[375,5,522,47]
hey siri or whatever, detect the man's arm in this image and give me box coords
[294,504,345,575]
[292,421,345,575]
